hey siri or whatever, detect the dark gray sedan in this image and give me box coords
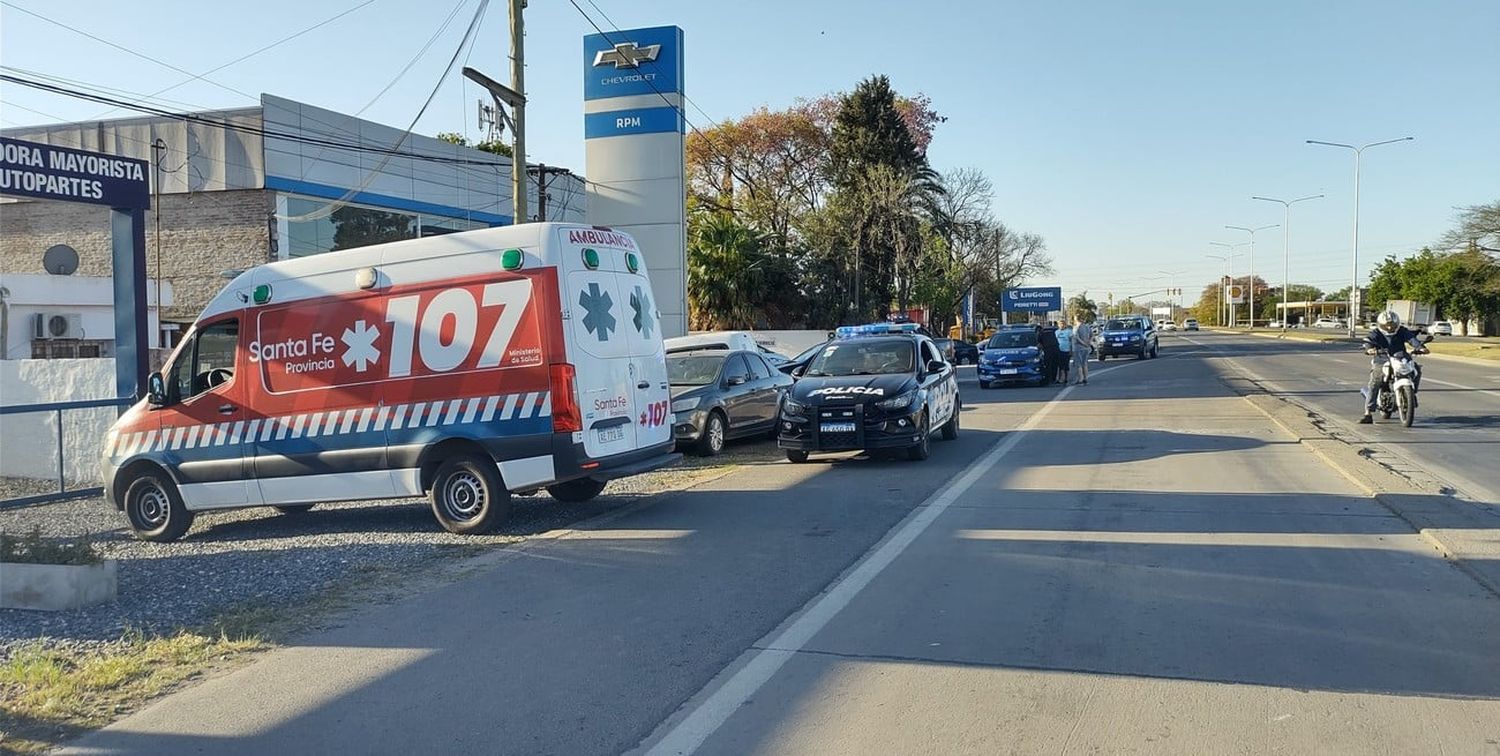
[669,349,793,456]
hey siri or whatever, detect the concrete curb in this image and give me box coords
[1239,390,1500,599]
[1209,328,1500,367]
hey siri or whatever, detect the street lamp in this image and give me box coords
[1306,136,1414,337]
[1209,243,1247,326]
[1225,224,1279,328]
[1251,194,1323,330]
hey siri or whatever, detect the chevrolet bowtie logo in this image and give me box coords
[593,42,661,69]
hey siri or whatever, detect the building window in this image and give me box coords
[31,340,106,359]
[282,195,488,258]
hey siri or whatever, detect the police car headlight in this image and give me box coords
[671,397,701,413]
[782,397,807,417]
[877,392,917,411]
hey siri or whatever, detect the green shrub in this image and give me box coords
[0,526,102,565]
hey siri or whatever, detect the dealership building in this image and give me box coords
[0,93,586,357]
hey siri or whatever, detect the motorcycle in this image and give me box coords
[1362,338,1431,427]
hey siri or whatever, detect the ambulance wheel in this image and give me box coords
[123,470,194,542]
[429,453,511,535]
[274,504,315,515]
[695,411,727,456]
[906,412,931,461]
[547,477,607,503]
[785,450,809,464]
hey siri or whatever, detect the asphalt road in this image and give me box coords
[1180,330,1500,503]
[67,340,1500,755]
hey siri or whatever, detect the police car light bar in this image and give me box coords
[835,323,920,338]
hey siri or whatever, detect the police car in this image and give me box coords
[777,323,961,462]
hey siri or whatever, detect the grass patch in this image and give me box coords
[0,526,101,566]
[1427,340,1500,361]
[0,631,265,753]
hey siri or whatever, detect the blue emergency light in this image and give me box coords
[834,322,921,338]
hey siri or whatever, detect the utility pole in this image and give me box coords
[528,163,574,222]
[509,0,527,224]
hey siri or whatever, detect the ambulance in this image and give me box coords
[103,223,679,541]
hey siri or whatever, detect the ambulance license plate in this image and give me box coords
[820,422,856,433]
[596,425,625,444]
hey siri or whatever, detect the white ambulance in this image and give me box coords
[103,223,678,541]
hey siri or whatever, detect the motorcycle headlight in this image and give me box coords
[877,392,917,411]
[782,397,807,416]
[670,397,701,413]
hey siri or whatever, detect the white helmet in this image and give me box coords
[1375,310,1401,334]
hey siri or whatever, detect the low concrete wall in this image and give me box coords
[739,330,829,357]
[0,560,118,610]
[0,358,118,485]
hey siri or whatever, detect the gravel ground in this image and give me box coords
[0,440,781,659]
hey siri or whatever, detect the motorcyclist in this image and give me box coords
[1359,310,1428,424]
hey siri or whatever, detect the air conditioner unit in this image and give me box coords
[32,313,85,340]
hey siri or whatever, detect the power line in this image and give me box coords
[90,0,379,119]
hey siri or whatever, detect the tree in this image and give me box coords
[685,104,829,246]
[330,206,414,251]
[686,212,766,329]
[1066,291,1098,322]
[1325,286,1351,303]
[1439,200,1500,252]
[436,131,512,158]
[828,75,926,192]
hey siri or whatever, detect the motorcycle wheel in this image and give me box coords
[1398,386,1416,427]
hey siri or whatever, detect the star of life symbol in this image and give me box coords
[630,285,654,339]
[593,41,660,69]
[341,319,381,372]
[579,282,616,341]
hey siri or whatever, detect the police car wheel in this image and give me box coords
[941,401,960,440]
[906,412,931,461]
[547,477,607,503]
[429,453,511,535]
[274,504,315,515]
[785,449,809,464]
[695,411,727,457]
[123,471,194,542]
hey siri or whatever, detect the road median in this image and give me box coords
[1239,389,1500,598]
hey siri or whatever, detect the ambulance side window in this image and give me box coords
[168,319,239,401]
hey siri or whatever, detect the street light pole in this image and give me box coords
[1307,136,1413,337]
[1225,224,1278,328]
[1252,194,1323,330]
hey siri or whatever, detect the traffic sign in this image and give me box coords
[1002,286,1061,313]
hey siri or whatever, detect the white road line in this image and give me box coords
[643,358,1146,755]
[1424,378,1500,400]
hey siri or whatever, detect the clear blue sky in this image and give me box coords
[3,0,1496,302]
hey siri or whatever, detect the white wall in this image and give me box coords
[0,273,172,358]
[0,358,118,485]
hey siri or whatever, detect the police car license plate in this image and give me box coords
[597,426,625,444]
[999,368,1019,375]
[820,422,856,433]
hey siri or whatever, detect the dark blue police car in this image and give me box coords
[778,323,961,462]
[977,327,1047,388]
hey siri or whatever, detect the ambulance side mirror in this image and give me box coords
[147,372,168,406]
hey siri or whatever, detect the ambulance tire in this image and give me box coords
[122,469,194,542]
[274,505,315,515]
[429,453,511,535]
[546,477,607,503]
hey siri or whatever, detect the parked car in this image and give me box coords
[665,331,760,355]
[778,340,828,375]
[1156,320,1178,332]
[1312,317,1344,329]
[1429,320,1454,336]
[669,349,792,456]
[1182,318,1200,331]
[1097,316,1159,360]
[931,338,979,365]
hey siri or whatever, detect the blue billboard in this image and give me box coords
[0,136,150,209]
[1002,286,1062,313]
[582,26,684,102]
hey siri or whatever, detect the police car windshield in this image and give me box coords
[986,331,1036,349]
[1105,319,1141,331]
[667,354,724,386]
[805,339,914,376]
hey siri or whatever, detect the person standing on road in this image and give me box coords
[1055,322,1074,384]
[1071,316,1093,385]
[1037,324,1061,387]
